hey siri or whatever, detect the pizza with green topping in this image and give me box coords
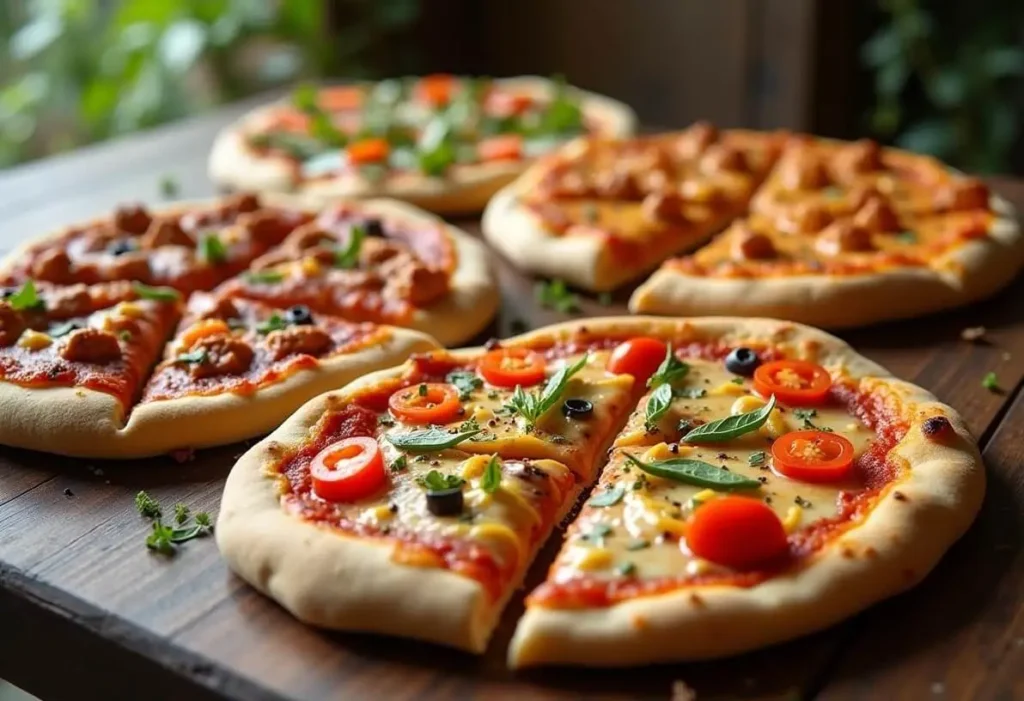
[216,317,983,665]
[208,75,637,214]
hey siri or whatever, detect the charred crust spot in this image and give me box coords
[893,490,908,502]
[921,415,953,440]
[864,546,878,559]
[689,593,705,608]
[841,546,855,559]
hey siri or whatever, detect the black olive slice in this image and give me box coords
[724,347,761,376]
[284,305,314,325]
[562,397,594,418]
[425,486,464,516]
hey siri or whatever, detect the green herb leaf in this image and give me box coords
[48,321,80,338]
[648,344,689,388]
[176,349,208,365]
[247,131,326,160]
[480,456,502,494]
[585,522,613,542]
[417,470,466,492]
[616,561,637,577]
[308,112,347,148]
[644,383,675,431]
[793,408,818,429]
[194,512,212,528]
[535,279,579,313]
[626,538,650,551]
[146,521,175,555]
[507,354,588,425]
[748,451,767,467]
[334,225,365,269]
[385,427,484,453]
[173,503,190,526]
[447,370,482,400]
[730,377,745,385]
[537,75,584,135]
[245,270,285,285]
[132,283,181,301]
[135,490,161,518]
[625,454,761,491]
[199,233,228,265]
[255,312,288,335]
[118,330,133,342]
[589,485,625,507]
[679,388,707,399]
[682,395,777,444]
[982,371,999,391]
[8,280,44,311]
[389,455,407,472]
[417,383,428,397]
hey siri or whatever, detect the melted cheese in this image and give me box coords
[17,330,52,351]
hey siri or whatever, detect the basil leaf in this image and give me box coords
[245,270,285,285]
[589,485,625,507]
[176,349,207,365]
[7,280,44,311]
[682,395,777,444]
[132,283,181,301]
[417,469,465,492]
[199,233,228,265]
[256,313,287,335]
[447,370,482,400]
[625,454,761,491]
[385,427,483,453]
[507,354,588,425]
[480,456,502,494]
[644,383,674,431]
[648,344,689,388]
[334,224,366,269]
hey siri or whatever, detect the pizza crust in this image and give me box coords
[630,194,1023,328]
[504,317,984,666]
[208,76,638,215]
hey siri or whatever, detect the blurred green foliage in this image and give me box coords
[0,0,420,167]
[863,0,1024,173]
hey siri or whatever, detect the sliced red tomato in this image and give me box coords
[607,337,669,385]
[685,496,789,569]
[485,91,533,116]
[388,383,462,424]
[318,85,364,112]
[265,109,311,134]
[771,430,855,482]
[311,436,386,502]
[478,348,547,388]
[346,138,390,165]
[416,74,457,107]
[478,134,523,162]
[753,360,832,405]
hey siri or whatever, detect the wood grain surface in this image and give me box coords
[0,103,1022,701]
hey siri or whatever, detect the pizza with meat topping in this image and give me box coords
[482,123,785,291]
[216,317,983,664]
[208,75,636,214]
[631,135,1023,327]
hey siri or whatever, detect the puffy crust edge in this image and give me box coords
[208,76,638,215]
[629,194,1023,328]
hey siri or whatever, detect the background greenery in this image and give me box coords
[863,0,1024,173]
[0,0,419,167]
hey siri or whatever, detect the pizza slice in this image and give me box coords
[0,280,181,456]
[214,198,498,346]
[481,123,784,290]
[0,193,311,294]
[118,292,438,458]
[631,134,1022,327]
[509,318,983,666]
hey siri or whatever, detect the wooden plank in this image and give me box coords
[747,0,817,130]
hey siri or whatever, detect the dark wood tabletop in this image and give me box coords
[1,98,1022,701]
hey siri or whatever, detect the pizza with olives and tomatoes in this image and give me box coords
[208,75,637,214]
[631,135,1023,327]
[482,123,785,291]
[216,317,983,664]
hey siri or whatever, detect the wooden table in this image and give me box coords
[1,98,1022,701]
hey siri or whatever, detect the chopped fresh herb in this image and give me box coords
[748,451,767,467]
[730,377,745,385]
[48,321,80,338]
[291,83,320,113]
[682,395,777,443]
[644,383,675,431]
[159,174,179,198]
[135,490,162,518]
[389,455,407,473]
[308,112,347,148]
[535,279,579,313]
[245,270,286,285]
[247,131,326,160]
[585,523,613,543]
[677,419,694,434]
[626,538,650,551]
[679,388,707,399]
[648,344,689,388]
[616,561,637,577]
[385,426,484,453]
[447,370,482,400]
[256,313,288,335]
[132,283,181,301]
[199,233,228,265]
[896,230,918,244]
[146,521,176,555]
[194,512,211,528]
[417,470,465,492]
[480,456,502,494]
[506,354,588,425]
[417,383,429,398]
[458,417,481,433]
[793,408,818,429]
[625,454,761,490]
[175,349,208,365]
[589,485,625,507]
[537,75,585,135]
[597,291,613,306]
[8,280,44,311]
[982,371,999,391]
[334,225,366,269]
[118,330,133,342]
[487,390,501,400]
[173,503,190,526]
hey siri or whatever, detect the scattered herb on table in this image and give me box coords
[136,492,213,556]
[982,371,1000,392]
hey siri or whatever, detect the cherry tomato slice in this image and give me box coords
[318,86,364,112]
[753,360,832,405]
[416,74,456,107]
[478,134,523,162]
[685,496,789,569]
[311,436,386,502]
[771,430,855,483]
[478,348,547,388]
[346,137,390,164]
[388,383,462,425]
[607,337,669,385]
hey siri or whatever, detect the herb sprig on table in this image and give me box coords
[135,491,213,556]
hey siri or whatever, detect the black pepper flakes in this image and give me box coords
[795,495,813,508]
